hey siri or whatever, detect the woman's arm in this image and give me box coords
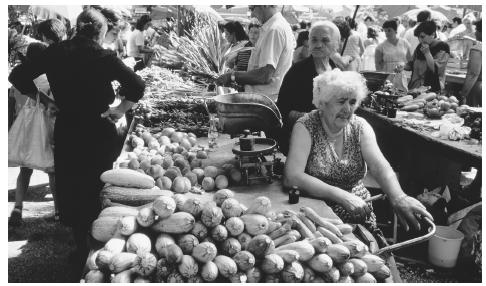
[360,119,405,203]
[460,48,482,100]
[358,36,365,57]
[330,52,351,70]
[360,119,433,230]
[422,44,436,71]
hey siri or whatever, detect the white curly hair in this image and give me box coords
[312,69,368,109]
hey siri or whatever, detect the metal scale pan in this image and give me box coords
[213,92,283,136]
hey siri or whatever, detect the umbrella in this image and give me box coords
[402,8,449,23]
[31,5,83,25]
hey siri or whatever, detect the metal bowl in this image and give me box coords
[360,71,393,92]
[213,92,283,135]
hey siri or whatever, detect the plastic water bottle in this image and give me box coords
[208,114,219,149]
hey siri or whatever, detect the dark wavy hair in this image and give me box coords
[382,19,398,31]
[452,17,462,25]
[223,21,248,41]
[367,26,379,40]
[76,9,107,40]
[38,18,66,43]
[417,10,431,23]
[296,30,309,47]
[333,18,351,40]
[248,23,261,30]
[136,15,151,31]
[414,20,436,37]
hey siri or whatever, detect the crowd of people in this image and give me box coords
[7,5,481,278]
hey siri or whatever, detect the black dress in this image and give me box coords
[275,56,335,155]
[9,35,145,228]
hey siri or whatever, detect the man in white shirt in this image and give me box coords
[403,10,431,53]
[126,15,154,71]
[215,5,295,101]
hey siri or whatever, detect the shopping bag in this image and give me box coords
[8,93,55,171]
[392,71,408,92]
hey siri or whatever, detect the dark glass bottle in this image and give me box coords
[289,186,300,204]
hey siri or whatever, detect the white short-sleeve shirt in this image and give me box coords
[126,29,145,58]
[404,26,419,53]
[245,12,295,101]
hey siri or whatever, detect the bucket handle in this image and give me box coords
[374,216,436,255]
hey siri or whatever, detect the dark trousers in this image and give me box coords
[54,113,117,273]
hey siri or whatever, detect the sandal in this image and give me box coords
[9,207,23,227]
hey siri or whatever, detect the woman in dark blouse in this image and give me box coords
[275,21,341,155]
[403,20,450,92]
[9,9,145,273]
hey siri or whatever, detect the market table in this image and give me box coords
[196,135,341,219]
[115,119,341,220]
[356,107,481,209]
[86,126,403,282]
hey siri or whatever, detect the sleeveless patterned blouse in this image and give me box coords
[297,109,377,228]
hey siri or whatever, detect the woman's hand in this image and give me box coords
[101,106,125,124]
[392,195,433,231]
[340,192,372,222]
[394,64,404,73]
[420,43,431,56]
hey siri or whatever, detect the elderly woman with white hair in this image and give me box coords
[276,20,352,155]
[284,69,432,230]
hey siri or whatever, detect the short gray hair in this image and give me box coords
[312,69,368,108]
[309,20,341,42]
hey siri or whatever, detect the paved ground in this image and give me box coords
[8,167,80,283]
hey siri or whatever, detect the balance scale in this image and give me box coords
[232,136,278,185]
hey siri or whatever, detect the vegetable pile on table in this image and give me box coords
[460,108,482,141]
[132,66,212,136]
[104,126,242,208]
[84,125,393,283]
[85,191,391,283]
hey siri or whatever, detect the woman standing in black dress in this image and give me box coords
[9,9,145,274]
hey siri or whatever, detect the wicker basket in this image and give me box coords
[360,71,393,92]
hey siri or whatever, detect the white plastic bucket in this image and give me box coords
[428,225,464,268]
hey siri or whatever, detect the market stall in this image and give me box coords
[78,110,440,283]
[359,80,481,217]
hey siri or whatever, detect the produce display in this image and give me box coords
[105,125,241,207]
[85,189,392,283]
[369,85,482,142]
[167,15,251,81]
[132,66,211,136]
[460,108,482,141]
